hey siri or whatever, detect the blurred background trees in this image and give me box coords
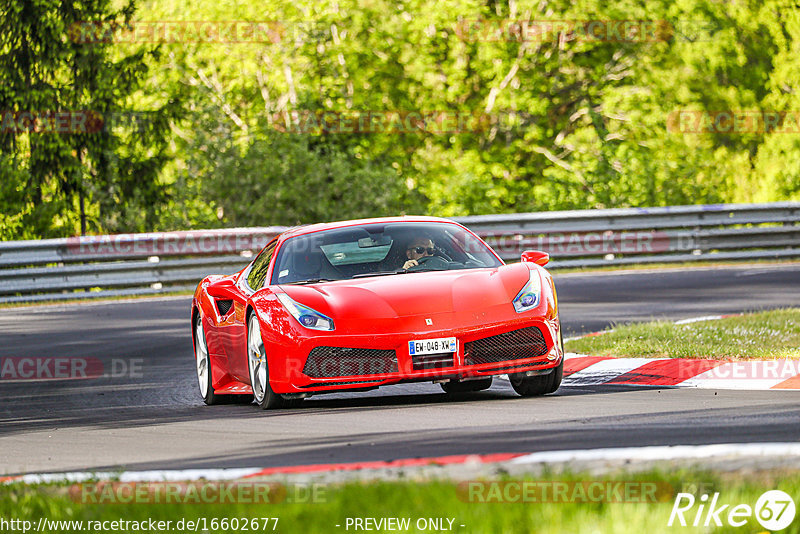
[2,0,799,238]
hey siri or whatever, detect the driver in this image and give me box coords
[402,237,436,270]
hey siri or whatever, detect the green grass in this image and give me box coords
[565,308,800,360]
[2,469,799,533]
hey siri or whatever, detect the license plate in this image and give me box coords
[408,337,457,356]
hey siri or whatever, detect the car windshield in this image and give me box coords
[270,222,503,285]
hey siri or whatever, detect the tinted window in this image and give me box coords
[270,222,503,284]
[246,238,278,290]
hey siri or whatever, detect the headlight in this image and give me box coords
[276,293,335,331]
[513,270,541,313]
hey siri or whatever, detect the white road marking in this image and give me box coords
[510,442,800,465]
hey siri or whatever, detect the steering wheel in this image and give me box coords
[431,248,452,262]
[410,255,449,270]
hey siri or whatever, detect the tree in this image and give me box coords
[0,0,180,238]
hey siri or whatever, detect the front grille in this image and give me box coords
[303,347,398,378]
[412,352,454,371]
[464,327,548,365]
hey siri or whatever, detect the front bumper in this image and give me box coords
[266,317,563,394]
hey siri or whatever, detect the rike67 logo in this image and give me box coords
[669,490,795,531]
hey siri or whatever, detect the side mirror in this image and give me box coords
[206,278,237,299]
[521,250,550,266]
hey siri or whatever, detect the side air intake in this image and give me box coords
[215,299,233,316]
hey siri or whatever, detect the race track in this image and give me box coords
[2,263,800,476]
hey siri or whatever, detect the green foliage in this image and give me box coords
[0,0,181,237]
[2,0,800,238]
[193,126,414,226]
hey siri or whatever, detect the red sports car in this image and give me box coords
[191,216,563,409]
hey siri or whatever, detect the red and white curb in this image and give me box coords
[5,444,800,485]
[0,453,521,485]
[561,354,800,390]
[557,314,800,391]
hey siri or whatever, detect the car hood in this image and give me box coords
[280,263,532,321]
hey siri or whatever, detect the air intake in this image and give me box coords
[464,327,548,365]
[303,347,398,378]
[215,299,233,316]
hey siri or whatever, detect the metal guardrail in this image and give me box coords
[0,202,797,303]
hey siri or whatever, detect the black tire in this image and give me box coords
[247,313,285,409]
[509,359,563,396]
[441,377,493,393]
[194,314,219,405]
[509,327,564,397]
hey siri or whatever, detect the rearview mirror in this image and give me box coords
[358,235,392,248]
[520,250,550,266]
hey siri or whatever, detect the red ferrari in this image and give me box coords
[191,216,563,409]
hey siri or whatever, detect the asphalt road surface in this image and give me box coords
[2,263,800,476]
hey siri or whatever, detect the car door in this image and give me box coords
[221,238,278,382]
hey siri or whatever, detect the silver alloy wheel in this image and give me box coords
[248,315,267,403]
[195,317,209,398]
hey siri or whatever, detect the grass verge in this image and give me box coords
[565,308,800,359]
[2,468,799,533]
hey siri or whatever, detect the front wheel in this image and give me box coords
[247,314,284,409]
[509,328,564,396]
[509,359,563,396]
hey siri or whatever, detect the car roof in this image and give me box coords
[278,216,462,240]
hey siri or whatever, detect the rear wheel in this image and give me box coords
[247,314,285,409]
[441,377,493,394]
[195,314,219,405]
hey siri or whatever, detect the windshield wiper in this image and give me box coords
[351,270,408,279]
[283,278,336,285]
